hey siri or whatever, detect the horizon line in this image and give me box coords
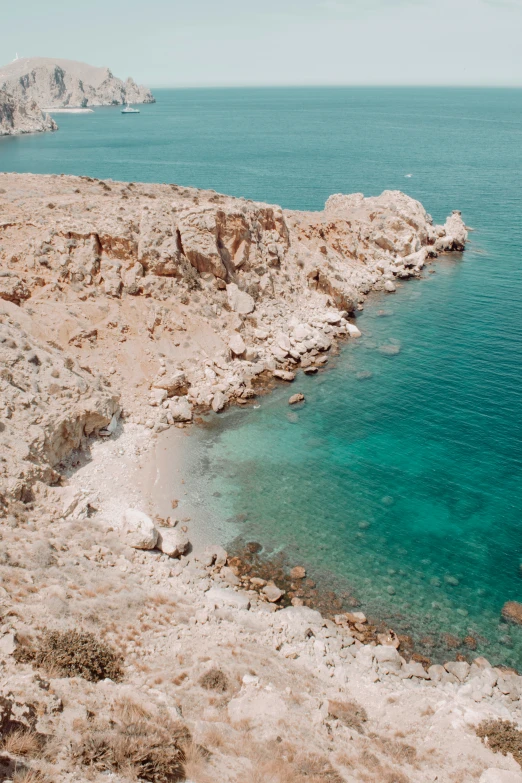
[148,82,522,90]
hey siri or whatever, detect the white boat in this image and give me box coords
[121,103,140,114]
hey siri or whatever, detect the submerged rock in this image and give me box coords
[502,601,522,625]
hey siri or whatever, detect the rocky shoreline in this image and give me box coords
[3,173,522,781]
[0,89,57,136]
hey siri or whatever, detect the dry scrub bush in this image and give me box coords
[73,716,192,782]
[476,719,522,766]
[15,629,123,682]
[199,668,229,692]
[328,700,368,733]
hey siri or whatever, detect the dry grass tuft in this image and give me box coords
[199,668,229,692]
[12,771,52,783]
[476,718,522,766]
[202,725,227,749]
[73,715,192,782]
[1,729,44,757]
[181,740,212,782]
[328,699,368,733]
[112,695,152,724]
[294,753,345,782]
[15,629,123,682]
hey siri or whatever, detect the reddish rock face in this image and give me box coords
[502,601,522,625]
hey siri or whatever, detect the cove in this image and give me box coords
[2,86,521,665]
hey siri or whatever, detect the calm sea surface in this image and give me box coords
[2,87,522,665]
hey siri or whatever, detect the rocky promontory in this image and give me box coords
[0,173,467,514]
[0,57,155,108]
[0,88,57,135]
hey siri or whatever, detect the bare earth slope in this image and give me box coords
[2,174,522,783]
[0,57,155,108]
[0,88,57,135]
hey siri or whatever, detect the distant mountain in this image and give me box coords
[0,57,155,108]
[0,89,57,136]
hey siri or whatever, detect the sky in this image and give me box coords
[2,0,522,87]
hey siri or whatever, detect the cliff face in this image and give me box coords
[0,89,57,135]
[0,58,155,108]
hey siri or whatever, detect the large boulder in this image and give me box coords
[229,333,246,356]
[121,509,158,550]
[226,283,255,315]
[157,528,189,558]
[152,370,188,397]
[168,396,193,422]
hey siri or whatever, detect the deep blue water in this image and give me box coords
[2,87,522,665]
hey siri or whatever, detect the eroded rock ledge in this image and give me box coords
[0,172,467,514]
[0,89,57,136]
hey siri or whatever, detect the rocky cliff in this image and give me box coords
[0,57,155,108]
[0,88,57,135]
[0,173,467,514]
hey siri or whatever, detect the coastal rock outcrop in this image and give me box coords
[0,173,467,512]
[0,88,57,135]
[0,57,155,108]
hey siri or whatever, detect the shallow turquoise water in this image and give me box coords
[2,87,522,665]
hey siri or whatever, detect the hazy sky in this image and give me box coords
[3,0,522,87]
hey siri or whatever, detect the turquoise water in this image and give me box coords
[2,88,522,665]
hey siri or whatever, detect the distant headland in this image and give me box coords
[0,57,154,136]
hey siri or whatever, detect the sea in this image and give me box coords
[2,87,522,666]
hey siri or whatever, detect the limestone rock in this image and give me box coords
[262,582,285,603]
[346,323,362,338]
[384,280,396,293]
[229,333,246,356]
[212,391,226,412]
[150,388,168,407]
[402,661,430,679]
[168,397,193,422]
[121,509,158,550]
[157,527,189,558]
[290,566,306,579]
[273,370,295,382]
[226,284,255,314]
[444,660,470,682]
[221,566,241,586]
[152,371,188,397]
[289,393,305,405]
[0,632,16,656]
